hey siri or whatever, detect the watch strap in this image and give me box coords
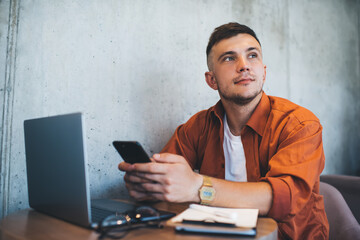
[203,175,212,187]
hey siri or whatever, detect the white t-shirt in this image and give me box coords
[223,115,247,182]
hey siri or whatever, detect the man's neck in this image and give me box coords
[221,92,263,136]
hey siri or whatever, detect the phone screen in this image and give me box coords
[113,141,151,164]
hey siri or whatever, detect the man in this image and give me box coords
[119,22,329,239]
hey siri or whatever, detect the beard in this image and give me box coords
[218,84,263,106]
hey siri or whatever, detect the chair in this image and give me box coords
[319,175,360,240]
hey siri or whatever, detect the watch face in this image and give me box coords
[200,186,215,201]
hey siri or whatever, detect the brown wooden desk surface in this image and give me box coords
[0,200,277,240]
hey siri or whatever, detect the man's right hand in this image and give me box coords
[118,153,203,203]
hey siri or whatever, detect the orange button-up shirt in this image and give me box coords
[161,92,329,239]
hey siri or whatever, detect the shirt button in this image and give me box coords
[221,164,224,168]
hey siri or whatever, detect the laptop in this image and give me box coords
[24,112,175,229]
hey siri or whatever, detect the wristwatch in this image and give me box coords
[199,175,216,205]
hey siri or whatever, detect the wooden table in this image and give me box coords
[0,200,277,240]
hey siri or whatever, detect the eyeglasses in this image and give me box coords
[96,206,163,239]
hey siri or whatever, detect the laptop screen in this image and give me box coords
[24,113,92,226]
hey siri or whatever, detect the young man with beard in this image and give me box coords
[119,22,329,239]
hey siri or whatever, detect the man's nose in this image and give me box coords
[237,56,250,72]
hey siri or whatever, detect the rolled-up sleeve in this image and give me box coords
[260,119,325,221]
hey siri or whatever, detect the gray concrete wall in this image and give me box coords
[1,0,359,218]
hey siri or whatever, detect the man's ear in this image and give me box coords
[205,71,218,90]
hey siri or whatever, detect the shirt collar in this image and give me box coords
[246,92,270,136]
[211,92,270,137]
[212,100,225,123]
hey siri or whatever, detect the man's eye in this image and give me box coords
[249,53,258,59]
[224,56,234,61]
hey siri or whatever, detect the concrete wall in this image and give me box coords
[1,0,359,218]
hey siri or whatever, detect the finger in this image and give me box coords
[133,172,166,183]
[141,182,167,194]
[118,161,135,171]
[131,162,169,174]
[127,184,164,202]
[126,182,148,193]
[126,183,165,199]
[124,172,154,184]
[127,180,165,195]
[125,179,153,193]
[126,182,174,203]
[152,153,187,164]
[128,189,156,202]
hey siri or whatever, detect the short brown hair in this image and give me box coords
[206,22,261,58]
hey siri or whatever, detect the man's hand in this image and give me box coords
[118,153,203,203]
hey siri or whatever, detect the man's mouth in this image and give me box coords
[234,78,254,85]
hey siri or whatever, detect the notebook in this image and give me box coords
[23,112,175,229]
[168,204,258,236]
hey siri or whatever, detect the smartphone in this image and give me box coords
[113,141,151,164]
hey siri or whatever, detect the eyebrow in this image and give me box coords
[247,47,261,53]
[217,47,261,62]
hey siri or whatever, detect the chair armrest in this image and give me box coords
[320,174,360,223]
[320,182,360,240]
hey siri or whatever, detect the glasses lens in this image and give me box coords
[133,206,160,221]
[101,214,128,228]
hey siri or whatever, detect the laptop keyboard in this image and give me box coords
[91,206,116,223]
